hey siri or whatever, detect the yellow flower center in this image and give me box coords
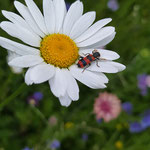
[40,34,79,68]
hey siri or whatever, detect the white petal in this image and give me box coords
[49,68,68,97]
[8,55,43,68]
[0,37,40,56]
[75,18,112,43]
[7,51,23,74]
[87,61,119,73]
[77,27,115,47]
[53,0,66,33]
[79,49,120,60]
[99,49,120,60]
[30,63,55,84]
[11,66,23,74]
[0,21,41,47]
[59,93,72,107]
[25,67,34,85]
[82,32,116,49]
[70,11,96,39]
[14,1,45,37]
[25,0,48,34]
[7,51,20,62]
[2,10,32,32]
[95,72,109,83]
[43,0,55,34]
[66,72,79,101]
[63,1,83,35]
[109,62,126,72]
[70,65,107,89]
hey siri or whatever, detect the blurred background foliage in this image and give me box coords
[0,0,150,150]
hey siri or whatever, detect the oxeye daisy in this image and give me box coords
[0,0,125,106]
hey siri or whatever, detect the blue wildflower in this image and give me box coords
[146,75,150,87]
[143,109,150,116]
[122,102,133,114]
[27,92,43,106]
[141,89,147,96]
[97,119,103,124]
[129,122,145,133]
[33,92,43,101]
[107,0,119,11]
[22,147,33,150]
[137,74,147,89]
[50,140,61,149]
[141,112,150,128]
[137,74,148,96]
[82,133,88,141]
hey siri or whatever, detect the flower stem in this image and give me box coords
[0,83,26,111]
[30,105,48,126]
[77,122,104,135]
[102,130,120,150]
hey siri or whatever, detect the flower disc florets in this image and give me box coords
[40,34,79,68]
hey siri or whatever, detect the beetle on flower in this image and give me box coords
[0,0,126,107]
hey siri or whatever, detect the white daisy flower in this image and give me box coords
[0,0,126,107]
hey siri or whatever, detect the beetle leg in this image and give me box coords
[79,56,84,60]
[82,53,90,56]
[96,59,100,67]
[82,64,90,73]
[100,58,106,61]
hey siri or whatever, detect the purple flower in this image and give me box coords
[129,122,145,133]
[22,147,33,150]
[138,74,147,89]
[141,89,148,96]
[122,102,133,114]
[146,75,150,87]
[97,119,103,124]
[143,109,150,116]
[50,140,61,149]
[137,74,148,96]
[82,133,88,141]
[141,111,150,128]
[27,92,43,106]
[33,92,43,101]
[107,0,119,11]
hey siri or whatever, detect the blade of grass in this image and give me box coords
[0,83,26,111]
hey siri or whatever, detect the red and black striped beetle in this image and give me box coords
[77,50,104,72]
